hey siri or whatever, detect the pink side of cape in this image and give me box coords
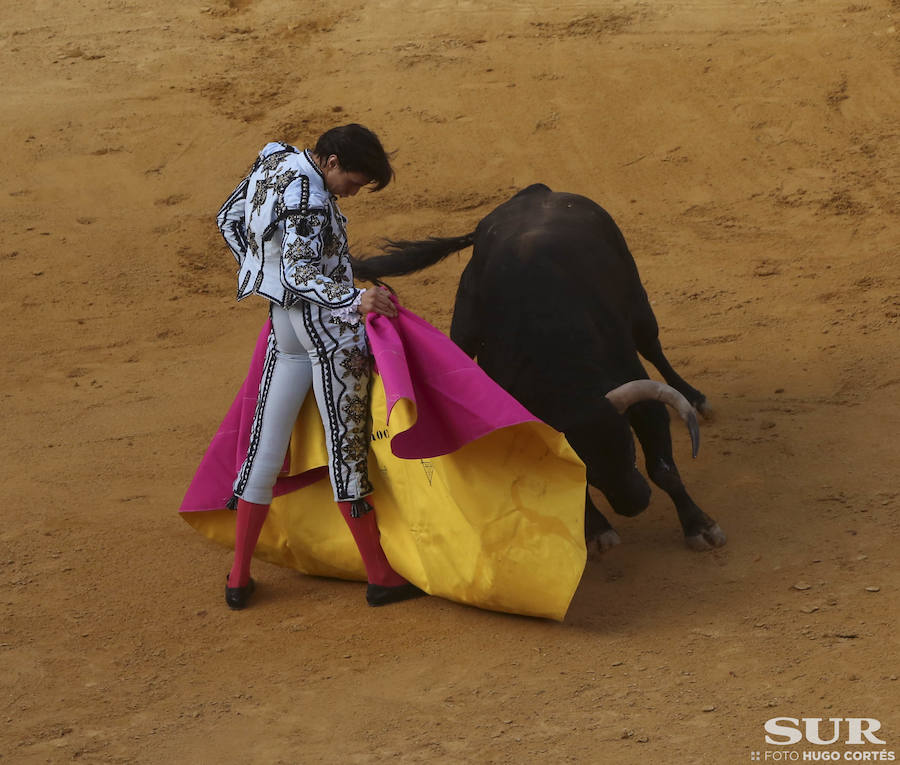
[368,302,538,458]
[179,304,539,513]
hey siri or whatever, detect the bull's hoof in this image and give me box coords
[684,524,727,551]
[695,397,713,420]
[597,529,621,552]
[587,529,621,559]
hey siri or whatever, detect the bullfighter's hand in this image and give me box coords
[358,286,398,318]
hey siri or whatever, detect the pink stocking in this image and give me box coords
[228,499,270,588]
[337,501,408,587]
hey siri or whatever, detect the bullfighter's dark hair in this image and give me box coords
[315,124,394,191]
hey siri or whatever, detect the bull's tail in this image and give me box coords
[351,232,476,282]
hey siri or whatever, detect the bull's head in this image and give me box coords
[569,381,700,517]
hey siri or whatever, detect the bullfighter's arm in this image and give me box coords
[278,199,363,311]
[216,173,251,265]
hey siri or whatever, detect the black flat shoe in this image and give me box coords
[366,582,427,607]
[225,577,255,610]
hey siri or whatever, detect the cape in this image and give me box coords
[180,303,587,620]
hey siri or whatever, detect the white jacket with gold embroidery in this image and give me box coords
[217,142,363,313]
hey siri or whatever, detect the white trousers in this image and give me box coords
[234,302,373,504]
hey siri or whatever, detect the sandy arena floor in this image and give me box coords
[1,0,898,762]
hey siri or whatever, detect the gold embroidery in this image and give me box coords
[339,347,370,380]
[284,238,318,264]
[342,433,369,463]
[342,395,368,424]
[291,263,319,283]
[322,280,352,300]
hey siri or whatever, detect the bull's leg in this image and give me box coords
[584,487,621,555]
[631,301,709,415]
[627,401,726,550]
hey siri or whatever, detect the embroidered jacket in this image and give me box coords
[217,142,363,312]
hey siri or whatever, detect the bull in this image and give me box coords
[353,184,726,552]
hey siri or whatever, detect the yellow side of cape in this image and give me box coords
[183,375,587,621]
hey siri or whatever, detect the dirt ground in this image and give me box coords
[2,0,898,762]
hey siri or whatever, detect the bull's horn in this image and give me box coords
[605,380,700,458]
